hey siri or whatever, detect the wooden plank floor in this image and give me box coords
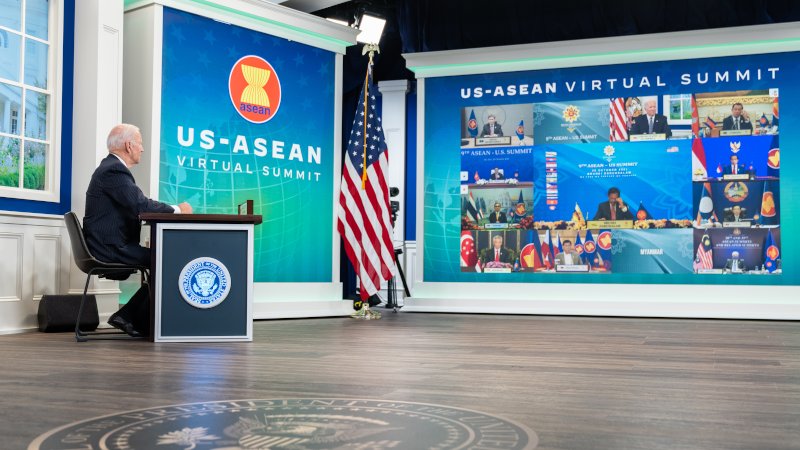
[2,313,800,449]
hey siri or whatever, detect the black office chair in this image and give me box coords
[64,212,148,342]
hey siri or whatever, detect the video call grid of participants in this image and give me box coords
[459,88,781,275]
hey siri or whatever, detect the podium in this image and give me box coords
[140,214,263,343]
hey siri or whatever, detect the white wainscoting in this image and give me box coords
[0,213,72,332]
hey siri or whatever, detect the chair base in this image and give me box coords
[76,267,149,343]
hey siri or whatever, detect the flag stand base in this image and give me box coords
[351,303,381,320]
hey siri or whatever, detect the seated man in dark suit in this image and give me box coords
[490,167,504,180]
[487,235,510,264]
[722,103,753,132]
[629,100,672,138]
[488,202,507,223]
[722,154,747,175]
[480,114,503,137]
[723,205,748,223]
[83,124,193,336]
[723,251,746,272]
[592,187,635,221]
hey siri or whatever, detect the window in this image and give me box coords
[663,93,693,125]
[0,0,59,200]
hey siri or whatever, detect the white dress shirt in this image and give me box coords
[110,153,181,214]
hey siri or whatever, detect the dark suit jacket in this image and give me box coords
[592,201,634,221]
[83,155,176,266]
[490,171,505,180]
[723,164,747,175]
[722,116,753,131]
[723,212,748,222]
[629,114,672,138]
[480,123,503,137]
[489,212,507,223]
[724,258,746,271]
[487,248,510,264]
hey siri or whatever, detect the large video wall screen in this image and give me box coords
[424,51,796,285]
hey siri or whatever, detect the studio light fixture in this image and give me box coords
[356,14,385,45]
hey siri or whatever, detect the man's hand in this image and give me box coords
[615,197,624,207]
[742,110,749,121]
[178,202,193,214]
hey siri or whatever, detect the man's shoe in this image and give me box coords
[108,315,144,338]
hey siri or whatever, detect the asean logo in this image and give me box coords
[574,244,584,254]
[724,182,748,202]
[598,231,612,250]
[468,118,477,132]
[229,55,282,124]
[584,241,596,253]
[768,148,780,169]
[517,125,525,135]
[179,257,231,309]
[767,245,780,260]
[636,210,647,220]
[562,105,580,123]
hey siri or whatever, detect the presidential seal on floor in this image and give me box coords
[28,398,538,450]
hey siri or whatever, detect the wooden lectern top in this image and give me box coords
[139,213,263,225]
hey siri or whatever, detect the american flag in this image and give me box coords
[693,231,713,270]
[609,98,628,142]
[337,68,396,300]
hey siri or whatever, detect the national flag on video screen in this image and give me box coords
[772,97,779,128]
[555,231,563,254]
[514,190,526,217]
[572,203,584,223]
[338,66,396,300]
[693,231,713,270]
[545,151,557,157]
[691,94,700,137]
[759,180,777,226]
[610,98,628,142]
[465,191,481,222]
[546,199,558,205]
[767,135,779,178]
[692,138,707,178]
[764,229,779,273]
[468,109,478,138]
[541,230,555,269]
[635,202,653,221]
[546,157,557,162]
[573,232,585,256]
[583,229,598,267]
[516,118,525,141]
[696,182,717,225]
[596,230,612,271]
[759,112,769,128]
[704,116,717,129]
[519,230,545,269]
[461,231,479,268]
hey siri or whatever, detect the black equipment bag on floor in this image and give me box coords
[38,295,99,332]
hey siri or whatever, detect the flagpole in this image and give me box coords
[361,67,369,190]
[351,43,382,320]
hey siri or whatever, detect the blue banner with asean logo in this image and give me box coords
[159,7,335,283]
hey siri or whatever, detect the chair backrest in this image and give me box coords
[64,212,98,274]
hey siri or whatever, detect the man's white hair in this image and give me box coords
[645,100,657,108]
[107,124,140,151]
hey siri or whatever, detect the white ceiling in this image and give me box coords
[267,0,350,13]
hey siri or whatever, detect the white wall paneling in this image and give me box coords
[0,213,71,332]
[33,235,61,301]
[70,0,126,321]
[0,233,23,302]
[377,80,410,304]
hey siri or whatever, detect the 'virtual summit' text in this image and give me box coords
[175,126,323,182]
[460,68,780,98]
